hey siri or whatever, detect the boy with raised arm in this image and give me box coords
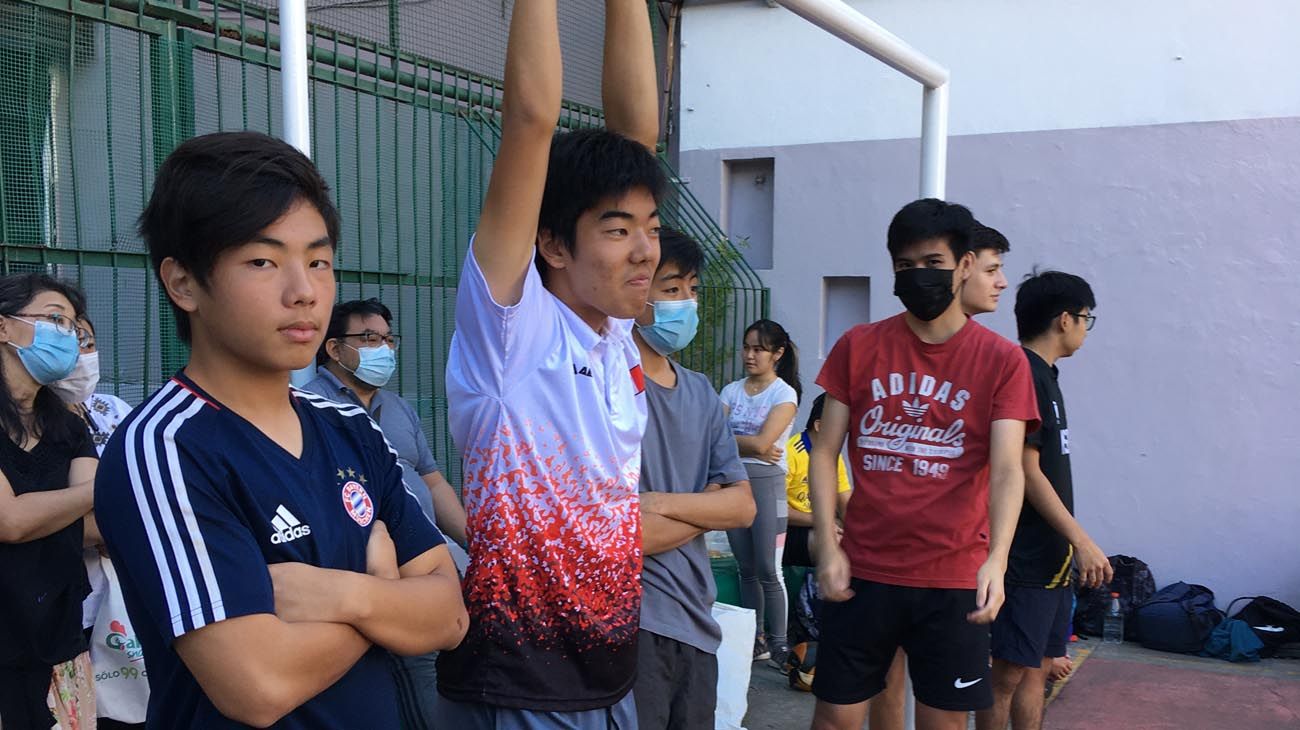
[434,0,665,726]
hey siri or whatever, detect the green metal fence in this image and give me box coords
[0,0,766,485]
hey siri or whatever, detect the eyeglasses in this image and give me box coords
[1068,312,1096,331]
[339,331,401,350]
[10,311,92,346]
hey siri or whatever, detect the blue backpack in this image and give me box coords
[1201,618,1265,662]
[1135,582,1225,654]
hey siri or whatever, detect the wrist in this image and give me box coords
[982,553,1008,570]
[337,570,377,624]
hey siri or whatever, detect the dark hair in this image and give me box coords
[745,319,801,404]
[536,129,667,278]
[138,131,341,343]
[971,224,1010,254]
[316,298,394,366]
[0,273,88,445]
[657,227,704,279]
[886,198,978,261]
[805,392,828,431]
[1015,270,1097,341]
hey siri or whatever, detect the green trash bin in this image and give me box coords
[711,554,742,606]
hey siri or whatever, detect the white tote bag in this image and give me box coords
[88,556,150,723]
[712,602,755,730]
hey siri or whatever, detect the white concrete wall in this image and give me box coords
[677,0,1300,607]
[680,0,1300,149]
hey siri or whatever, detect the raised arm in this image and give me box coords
[968,418,1027,624]
[0,458,94,543]
[602,0,660,149]
[474,0,562,305]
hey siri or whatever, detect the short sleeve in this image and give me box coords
[404,402,440,475]
[70,416,97,461]
[94,427,274,646]
[705,387,748,486]
[816,331,854,406]
[367,427,444,566]
[992,348,1042,434]
[1025,371,1052,449]
[784,435,806,495]
[451,239,557,398]
[718,381,741,412]
[772,380,798,408]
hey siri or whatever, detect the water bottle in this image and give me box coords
[1103,591,1125,643]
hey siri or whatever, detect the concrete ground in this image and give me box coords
[742,638,1300,729]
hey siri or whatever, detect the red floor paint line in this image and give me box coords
[1045,656,1300,730]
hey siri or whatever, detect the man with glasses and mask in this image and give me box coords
[300,297,468,729]
[807,199,1040,730]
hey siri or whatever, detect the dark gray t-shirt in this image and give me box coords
[640,362,748,654]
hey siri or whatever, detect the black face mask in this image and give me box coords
[894,267,955,321]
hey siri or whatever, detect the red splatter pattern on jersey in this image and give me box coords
[458,423,642,652]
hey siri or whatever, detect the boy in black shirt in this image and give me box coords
[976,270,1112,730]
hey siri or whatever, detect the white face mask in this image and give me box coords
[49,351,101,405]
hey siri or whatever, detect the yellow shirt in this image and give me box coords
[785,431,852,513]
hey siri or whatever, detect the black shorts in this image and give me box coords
[812,579,993,712]
[990,584,1072,668]
[783,526,814,567]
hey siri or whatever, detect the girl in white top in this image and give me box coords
[719,319,800,668]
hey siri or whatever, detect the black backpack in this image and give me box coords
[1135,582,1225,654]
[1227,596,1300,657]
[1074,555,1157,639]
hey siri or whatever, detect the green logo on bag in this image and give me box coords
[106,620,144,662]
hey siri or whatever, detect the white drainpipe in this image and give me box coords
[773,0,950,199]
[768,6,950,727]
[279,0,318,388]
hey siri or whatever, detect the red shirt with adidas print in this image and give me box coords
[817,314,1040,589]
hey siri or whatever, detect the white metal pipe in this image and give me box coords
[773,0,948,88]
[279,0,311,156]
[920,83,949,198]
[768,2,948,728]
[773,0,950,204]
[280,0,315,388]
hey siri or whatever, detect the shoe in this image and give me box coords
[752,636,770,662]
[767,643,791,671]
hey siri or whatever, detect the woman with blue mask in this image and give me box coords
[0,273,100,729]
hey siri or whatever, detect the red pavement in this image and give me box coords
[1045,655,1300,730]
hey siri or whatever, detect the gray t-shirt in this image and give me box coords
[640,362,748,654]
[299,367,441,522]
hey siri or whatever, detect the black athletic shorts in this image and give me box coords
[990,584,1071,668]
[812,578,993,712]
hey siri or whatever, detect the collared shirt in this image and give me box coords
[437,243,647,712]
[299,367,441,523]
[785,430,852,513]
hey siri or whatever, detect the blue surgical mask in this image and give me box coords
[8,318,81,384]
[343,343,396,388]
[637,299,700,356]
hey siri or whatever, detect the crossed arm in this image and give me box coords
[641,481,756,556]
[176,526,466,728]
[0,456,95,543]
